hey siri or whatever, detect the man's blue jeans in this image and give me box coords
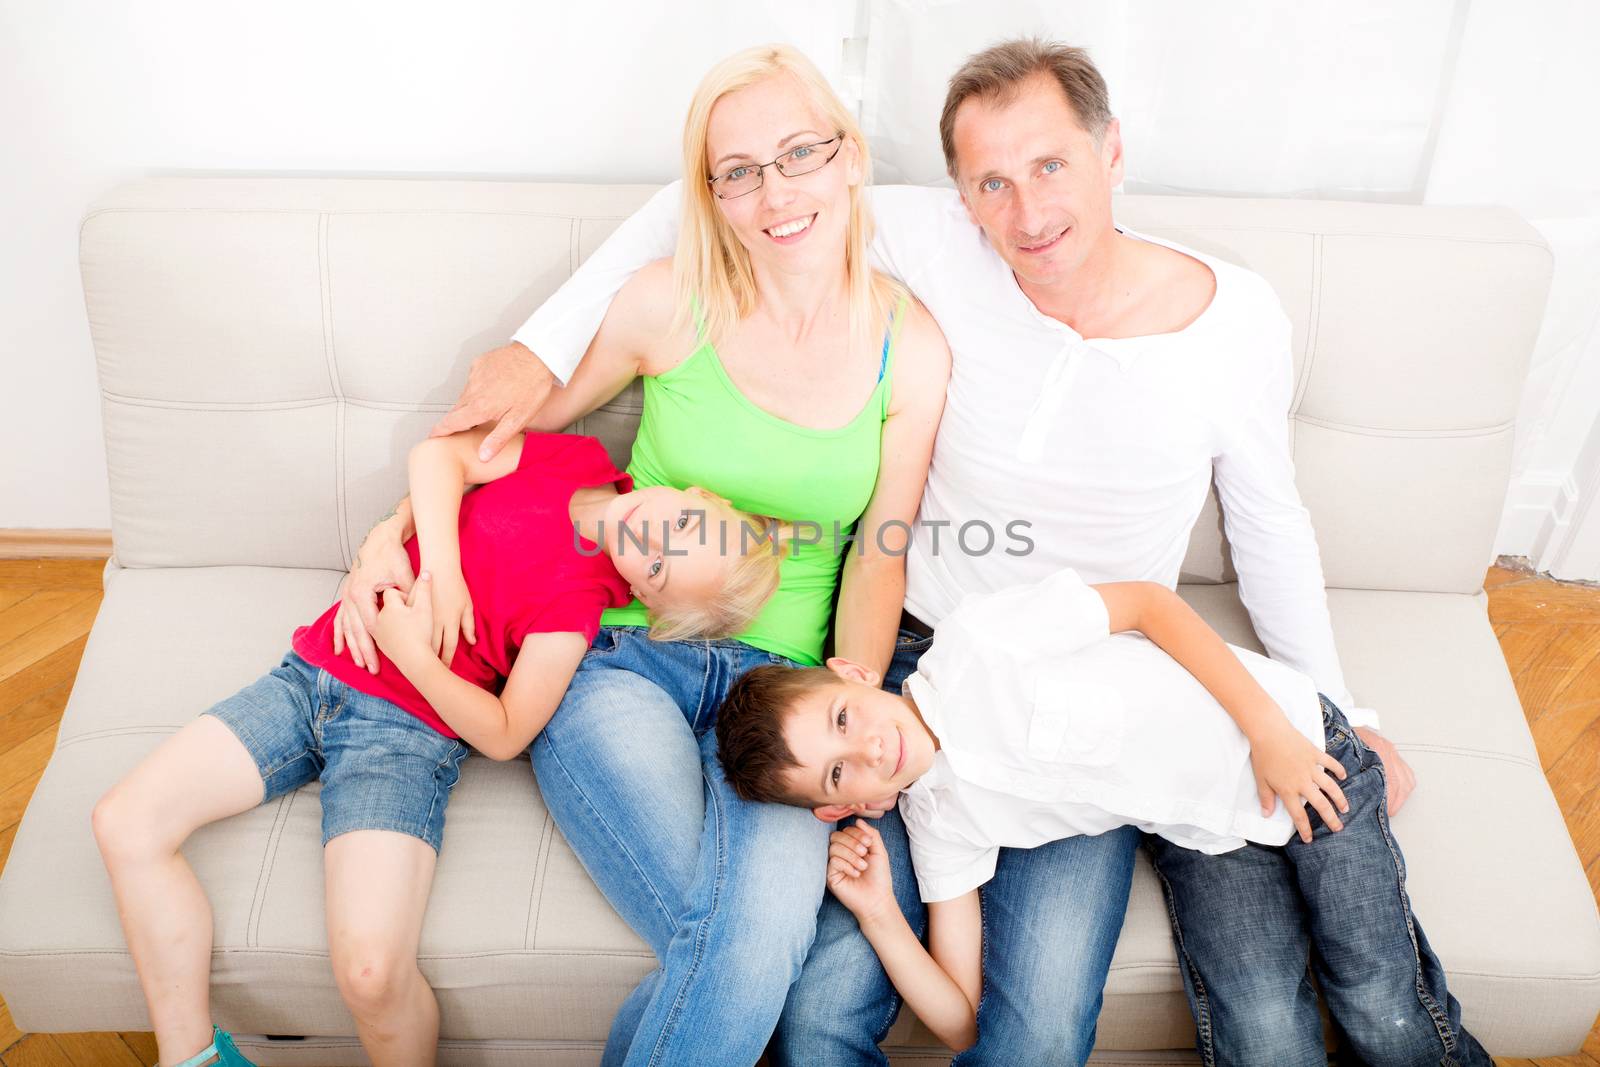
[529,627,829,1067]
[770,628,1141,1066]
[1145,697,1490,1067]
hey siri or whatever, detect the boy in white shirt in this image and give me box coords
[716,570,1488,1066]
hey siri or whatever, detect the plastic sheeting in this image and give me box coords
[861,0,1462,197]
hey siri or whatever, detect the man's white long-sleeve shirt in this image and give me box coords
[513,183,1373,726]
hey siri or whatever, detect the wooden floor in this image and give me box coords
[0,560,158,1066]
[0,558,1594,1066]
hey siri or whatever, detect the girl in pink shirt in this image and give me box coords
[92,429,781,1067]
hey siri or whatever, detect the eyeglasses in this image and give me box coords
[706,133,845,200]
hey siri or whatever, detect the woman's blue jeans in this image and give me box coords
[531,626,1139,1066]
[529,626,826,1067]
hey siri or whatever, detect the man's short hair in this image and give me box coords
[716,665,842,806]
[939,37,1114,178]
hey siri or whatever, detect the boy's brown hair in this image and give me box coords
[716,664,842,806]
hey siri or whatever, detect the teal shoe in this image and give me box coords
[211,1028,257,1067]
[164,1027,258,1067]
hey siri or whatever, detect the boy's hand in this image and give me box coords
[826,823,897,925]
[1251,717,1349,843]
[428,569,477,667]
[372,572,437,669]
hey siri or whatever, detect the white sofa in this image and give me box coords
[0,178,1596,1064]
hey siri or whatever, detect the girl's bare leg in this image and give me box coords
[324,829,441,1067]
[92,715,266,1065]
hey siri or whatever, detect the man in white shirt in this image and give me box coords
[339,36,1417,1067]
[711,568,1487,1066]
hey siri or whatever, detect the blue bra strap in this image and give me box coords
[876,311,895,384]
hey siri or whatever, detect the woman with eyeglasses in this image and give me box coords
[336,44,949,1066]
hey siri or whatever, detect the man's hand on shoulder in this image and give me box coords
[431,341,556,462]
[1354,726,1417,816]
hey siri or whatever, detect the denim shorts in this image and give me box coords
[204,651,470,852]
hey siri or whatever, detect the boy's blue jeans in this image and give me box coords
[1145,697,1490,1067]
[773,629,1141,1067]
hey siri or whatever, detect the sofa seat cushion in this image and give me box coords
[0,568,1596,1058]
[0,565,652,1042]
[1178,584,1600,1054]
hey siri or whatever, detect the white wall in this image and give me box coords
[4,0,1597,574]
[0,0,854,529]
[1422,0,1600,579]
[861,1,1463,196]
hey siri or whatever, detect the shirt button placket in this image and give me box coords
[1015,339,1089,464]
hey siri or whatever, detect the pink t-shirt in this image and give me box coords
[294,433,634,738]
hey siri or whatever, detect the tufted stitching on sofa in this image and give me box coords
[2,947,1590,984]
[317,213,354,570]
[101,393,644,417]
[1293,233,1323,419]
[523,811,557,949]
[101,393,336,411]
[55,726,178,746]
[1390,743,1539,768]
[79,209,1547,247]
[1131,222,1551,252]
[78,207,1547,254]
[233,1043,611,1062]
[341,396,452,412]
[248,792,297,949]
[1290,415,1515,438]
[0,946,657,961]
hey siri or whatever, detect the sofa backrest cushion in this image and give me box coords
[80,179,1550,593]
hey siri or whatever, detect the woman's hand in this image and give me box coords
[1250,717,1349,843]
[430,568,477,667]
[371,573,437,669]
[826,822,897,925]
[333,522,416,674]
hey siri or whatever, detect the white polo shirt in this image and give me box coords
[513,182,1372,728]
[899,567,1326,903]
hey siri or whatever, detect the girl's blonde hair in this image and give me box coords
[674,44,903,348]
[647,513,789,643]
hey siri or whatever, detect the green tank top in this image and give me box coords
[602,296,909,664]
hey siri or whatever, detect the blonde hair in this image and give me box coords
[674,44,903,348]
[646,512,787,642]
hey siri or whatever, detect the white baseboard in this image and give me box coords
[1540,459,1600,581]
[0,529,113,559]
[1497,452,1600,581]
[1495,470,1577,559]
